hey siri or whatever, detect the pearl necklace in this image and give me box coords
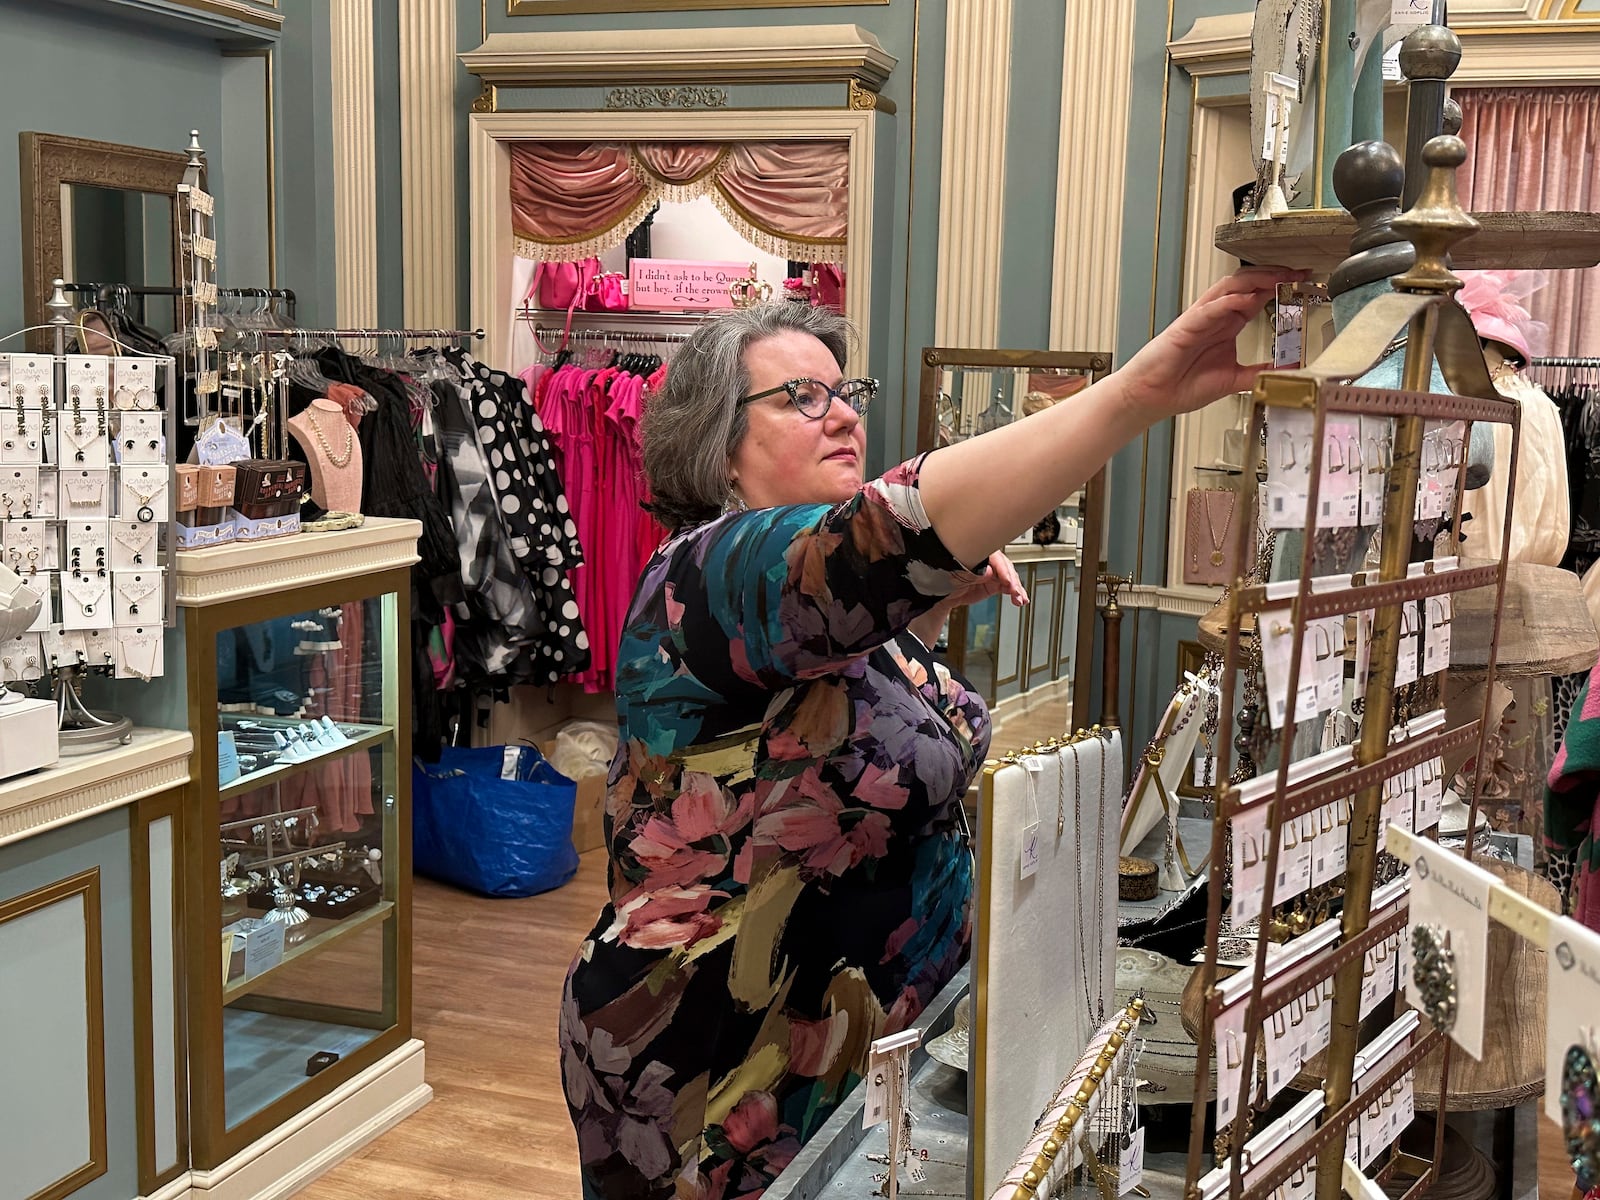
[306,409,354,469]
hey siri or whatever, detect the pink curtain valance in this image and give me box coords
[1456,86,1600,356]
[509,139,848,265]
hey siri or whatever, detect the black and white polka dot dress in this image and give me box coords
[442,349,591,686]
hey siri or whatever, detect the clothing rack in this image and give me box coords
[1530,356,1600,368]
[256,327,484,341]
[529,324,688,346]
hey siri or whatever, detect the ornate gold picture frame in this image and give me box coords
[508,0,883,12]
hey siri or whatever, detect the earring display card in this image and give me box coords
[1407,844,1493,1059]
[1265,998,1303,1099]
[41,626,88,672]
[1424,593,1453,676]
[2,408,45,465]
[81,627,118,673]
[1231,803,1270,925]
[1,465,40,519]
[1359,930,1401,1020]
[10,355,55,412]
[116,413,165,464]
[113,358,156,411]
[1360,415,1391,527]
[1265,408,1315,530]
[64,520,109,577]
[2,519,51,575]
[1415,757,1444,830]
[1215,1000,1250,1127]
[1274,810,1315,904]
[1318,418,1360,529]
[1544,918,1600,1124]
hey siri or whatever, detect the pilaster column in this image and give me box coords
[330,0,377,327]
[933,0,1014,348]
[1050,0,1136,351]
[400,0,460,328]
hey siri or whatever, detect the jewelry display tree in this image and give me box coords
[1182,135,1518,1200]
[0,268,178,750]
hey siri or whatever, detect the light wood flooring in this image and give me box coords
[296,695,1576,1198]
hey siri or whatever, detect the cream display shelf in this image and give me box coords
[219,722,392,800]
[1215,209,1600,273]
[174,517,422,607]
[0,728,193,846]
[224,900,396,1004]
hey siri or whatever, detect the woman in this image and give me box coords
[561,267,1296,1198]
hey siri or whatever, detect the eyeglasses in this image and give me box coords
[738,376,880,420]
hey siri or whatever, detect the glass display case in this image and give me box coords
[174,520,418,1168]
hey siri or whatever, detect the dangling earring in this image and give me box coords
[723,487,749,515]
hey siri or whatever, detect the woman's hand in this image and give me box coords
[1115,266,1308,422]
[907,552,1027,649]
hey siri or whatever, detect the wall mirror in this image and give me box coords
[917,348,1111,728]
[19,132,187,349]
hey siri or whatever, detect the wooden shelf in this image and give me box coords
[1215,209,1600,273]
[219,723,392,800]
[224,900,395,1003]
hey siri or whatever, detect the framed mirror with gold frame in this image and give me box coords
[19,132,187,350]
[916,346,1111,730]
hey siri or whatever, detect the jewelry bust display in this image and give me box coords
[286,398,363,513]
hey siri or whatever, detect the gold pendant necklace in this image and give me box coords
[1203,490,1235,567]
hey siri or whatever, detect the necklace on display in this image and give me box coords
[307,409,354,469]
[1202,491,1235,567]
[61,422,101,463]
[116,574,159,617]
[118,630,160,681]
[63,574,108,618]
[123,472,168,523]
[114,524,155,565]
[63,472,105,507]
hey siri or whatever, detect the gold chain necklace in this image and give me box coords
[307,409,354,469]
[1203,490,1236,567]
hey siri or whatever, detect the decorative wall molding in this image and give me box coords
[329,0,378,328]
[467,109,879,374]
[1168,5,1600,83]
[1121,584,1221,618]
[933,0,1013,348]
[605,86,730,110]
[1168,13,1253,78]
[0,731,192,847]
[118,0,282,34]
[175,518,422,606]
[1051,0,1136,351]
[399,0,460,329]
[461,25,894,92]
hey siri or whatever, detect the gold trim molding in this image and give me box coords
[152,0,281,31]
[460,25,895,93]
[2,869,108,1200]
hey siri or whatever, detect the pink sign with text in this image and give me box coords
[628,258,750,311]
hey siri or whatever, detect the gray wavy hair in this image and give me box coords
[642,301,854,531]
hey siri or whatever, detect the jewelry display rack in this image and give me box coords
[0,278,180,751]
[994,993,1147,1200]
[1181,134,1519,1200]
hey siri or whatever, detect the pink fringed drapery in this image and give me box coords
[509,139,848,264]
[1456,87,1600,357]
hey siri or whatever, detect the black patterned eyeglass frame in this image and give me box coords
[737,377,879,420]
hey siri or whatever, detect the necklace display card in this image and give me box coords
[59,468,110,519]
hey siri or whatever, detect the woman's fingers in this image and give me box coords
[1194,265,1309,308]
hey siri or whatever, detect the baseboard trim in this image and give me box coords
[165,1040,430,1200]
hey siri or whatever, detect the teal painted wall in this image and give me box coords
[0,0,337,336]
[1109,0,1253,747]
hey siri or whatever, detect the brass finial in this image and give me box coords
[1390,135,1479,296]
[1328,140,1414,298]
[1442,97,1463,136]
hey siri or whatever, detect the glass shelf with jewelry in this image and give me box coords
[170,550,415,1170]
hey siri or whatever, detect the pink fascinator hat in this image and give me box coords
[1455,269,1550,363]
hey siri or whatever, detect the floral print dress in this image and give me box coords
[561,456,992,1199]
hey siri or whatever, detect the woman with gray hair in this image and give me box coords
[561,266,1299,1198]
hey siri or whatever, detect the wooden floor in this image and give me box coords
[296,693,1578,1198]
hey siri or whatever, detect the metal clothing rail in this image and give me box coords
[256,327,484,340]
[530,324,689,346]
[1529,356,1600,368]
